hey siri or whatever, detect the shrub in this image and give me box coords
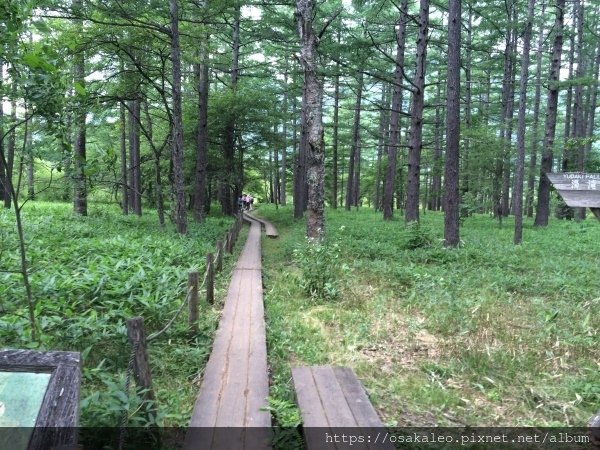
[403,221,435,250]
[292,237,342,301]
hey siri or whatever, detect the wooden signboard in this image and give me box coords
[546,172,600,220]
[0,349,81,450]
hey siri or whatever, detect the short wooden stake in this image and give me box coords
[227,231,234,253]
[225,232,231,254]
[206,253,214,304]
[188,271,199,333]
[216,240,223,272]
[126,317,156,405]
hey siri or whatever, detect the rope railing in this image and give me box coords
[119,213,245,440]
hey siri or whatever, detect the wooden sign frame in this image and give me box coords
[0,349,81,449]
[546,172,600,220]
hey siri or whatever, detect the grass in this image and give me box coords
[0,201,239,427]
[257,204,600,428]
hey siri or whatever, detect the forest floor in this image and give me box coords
[258,205,599,429]
[0,202,240,427]
[1,201,598,434]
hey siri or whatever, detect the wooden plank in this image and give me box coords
[332,367,384,428]
[311,365,358,427]
[292,366,329,427]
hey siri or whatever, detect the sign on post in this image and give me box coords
[546,173,600,220]
[0,349,81,450]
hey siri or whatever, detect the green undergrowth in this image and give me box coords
[258,205,599,429]
[0,201,238,427]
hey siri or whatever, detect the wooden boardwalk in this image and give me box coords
[243,212,278,238]
[185,215,272,450]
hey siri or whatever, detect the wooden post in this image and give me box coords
[227,231,234,253]
[206,253,214,304]
[216,240,223,272]
[225,232,231,254]
[126,317,156,404]
[188,271,199,333]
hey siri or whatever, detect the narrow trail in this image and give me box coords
[185,212,277,450]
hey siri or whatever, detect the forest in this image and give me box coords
[0,0,599,441]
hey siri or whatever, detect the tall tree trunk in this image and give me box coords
[143,102,165,227]
[405,0,429,223]
[295,0,329,240]
[221,6,241,216]
[534,0,566,227]
[346,71,363,210]
[584,33,600,170]
[443,0,461,247]
[383,0,408,220]
[331,55,340,209]
[193,31,209,222]
[562,3,576,171]
[462,4,472,199]
[5,87,17,208]
[572,0,586,221]
[375,84,390,212]
[281,60,289,206]
[170,0,187,234]
[26,114,34,200]
[294,79,308,219]
[73,0,87,216]
[514,0,535,245]
[274,123,280,204]
[525,3,546,218]
[130,100,142,216]
[431,81,443,211]
[119,103,129,215]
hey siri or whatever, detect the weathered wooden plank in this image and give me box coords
[186,214,271,449]
[244,212,279,238]
[292,366,329,427]
[332,367,384,428]
[311,365,358,427]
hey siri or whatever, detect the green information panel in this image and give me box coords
[0,371,51,427]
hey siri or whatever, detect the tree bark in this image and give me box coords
[119,103,129,215]
[346,70,363,210]
[5,88,17,208]
[193,31,209,222]
[525,3,546,218]
[220,6,241,216]
[128,100,142,216]
[431,81,443,211]
[572,0,586,221]
[294,79,308,219]
[405,0,429,223]
[295,0,327,240]
[281,61,289,206]
[514,0,535,245]
[331,54,340,209]
[383,0,408,220]
[534,0,566,227]
[443,0,461,247]
[73,0,87,216]
[170,0,187,234]
[375,84,389,212]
